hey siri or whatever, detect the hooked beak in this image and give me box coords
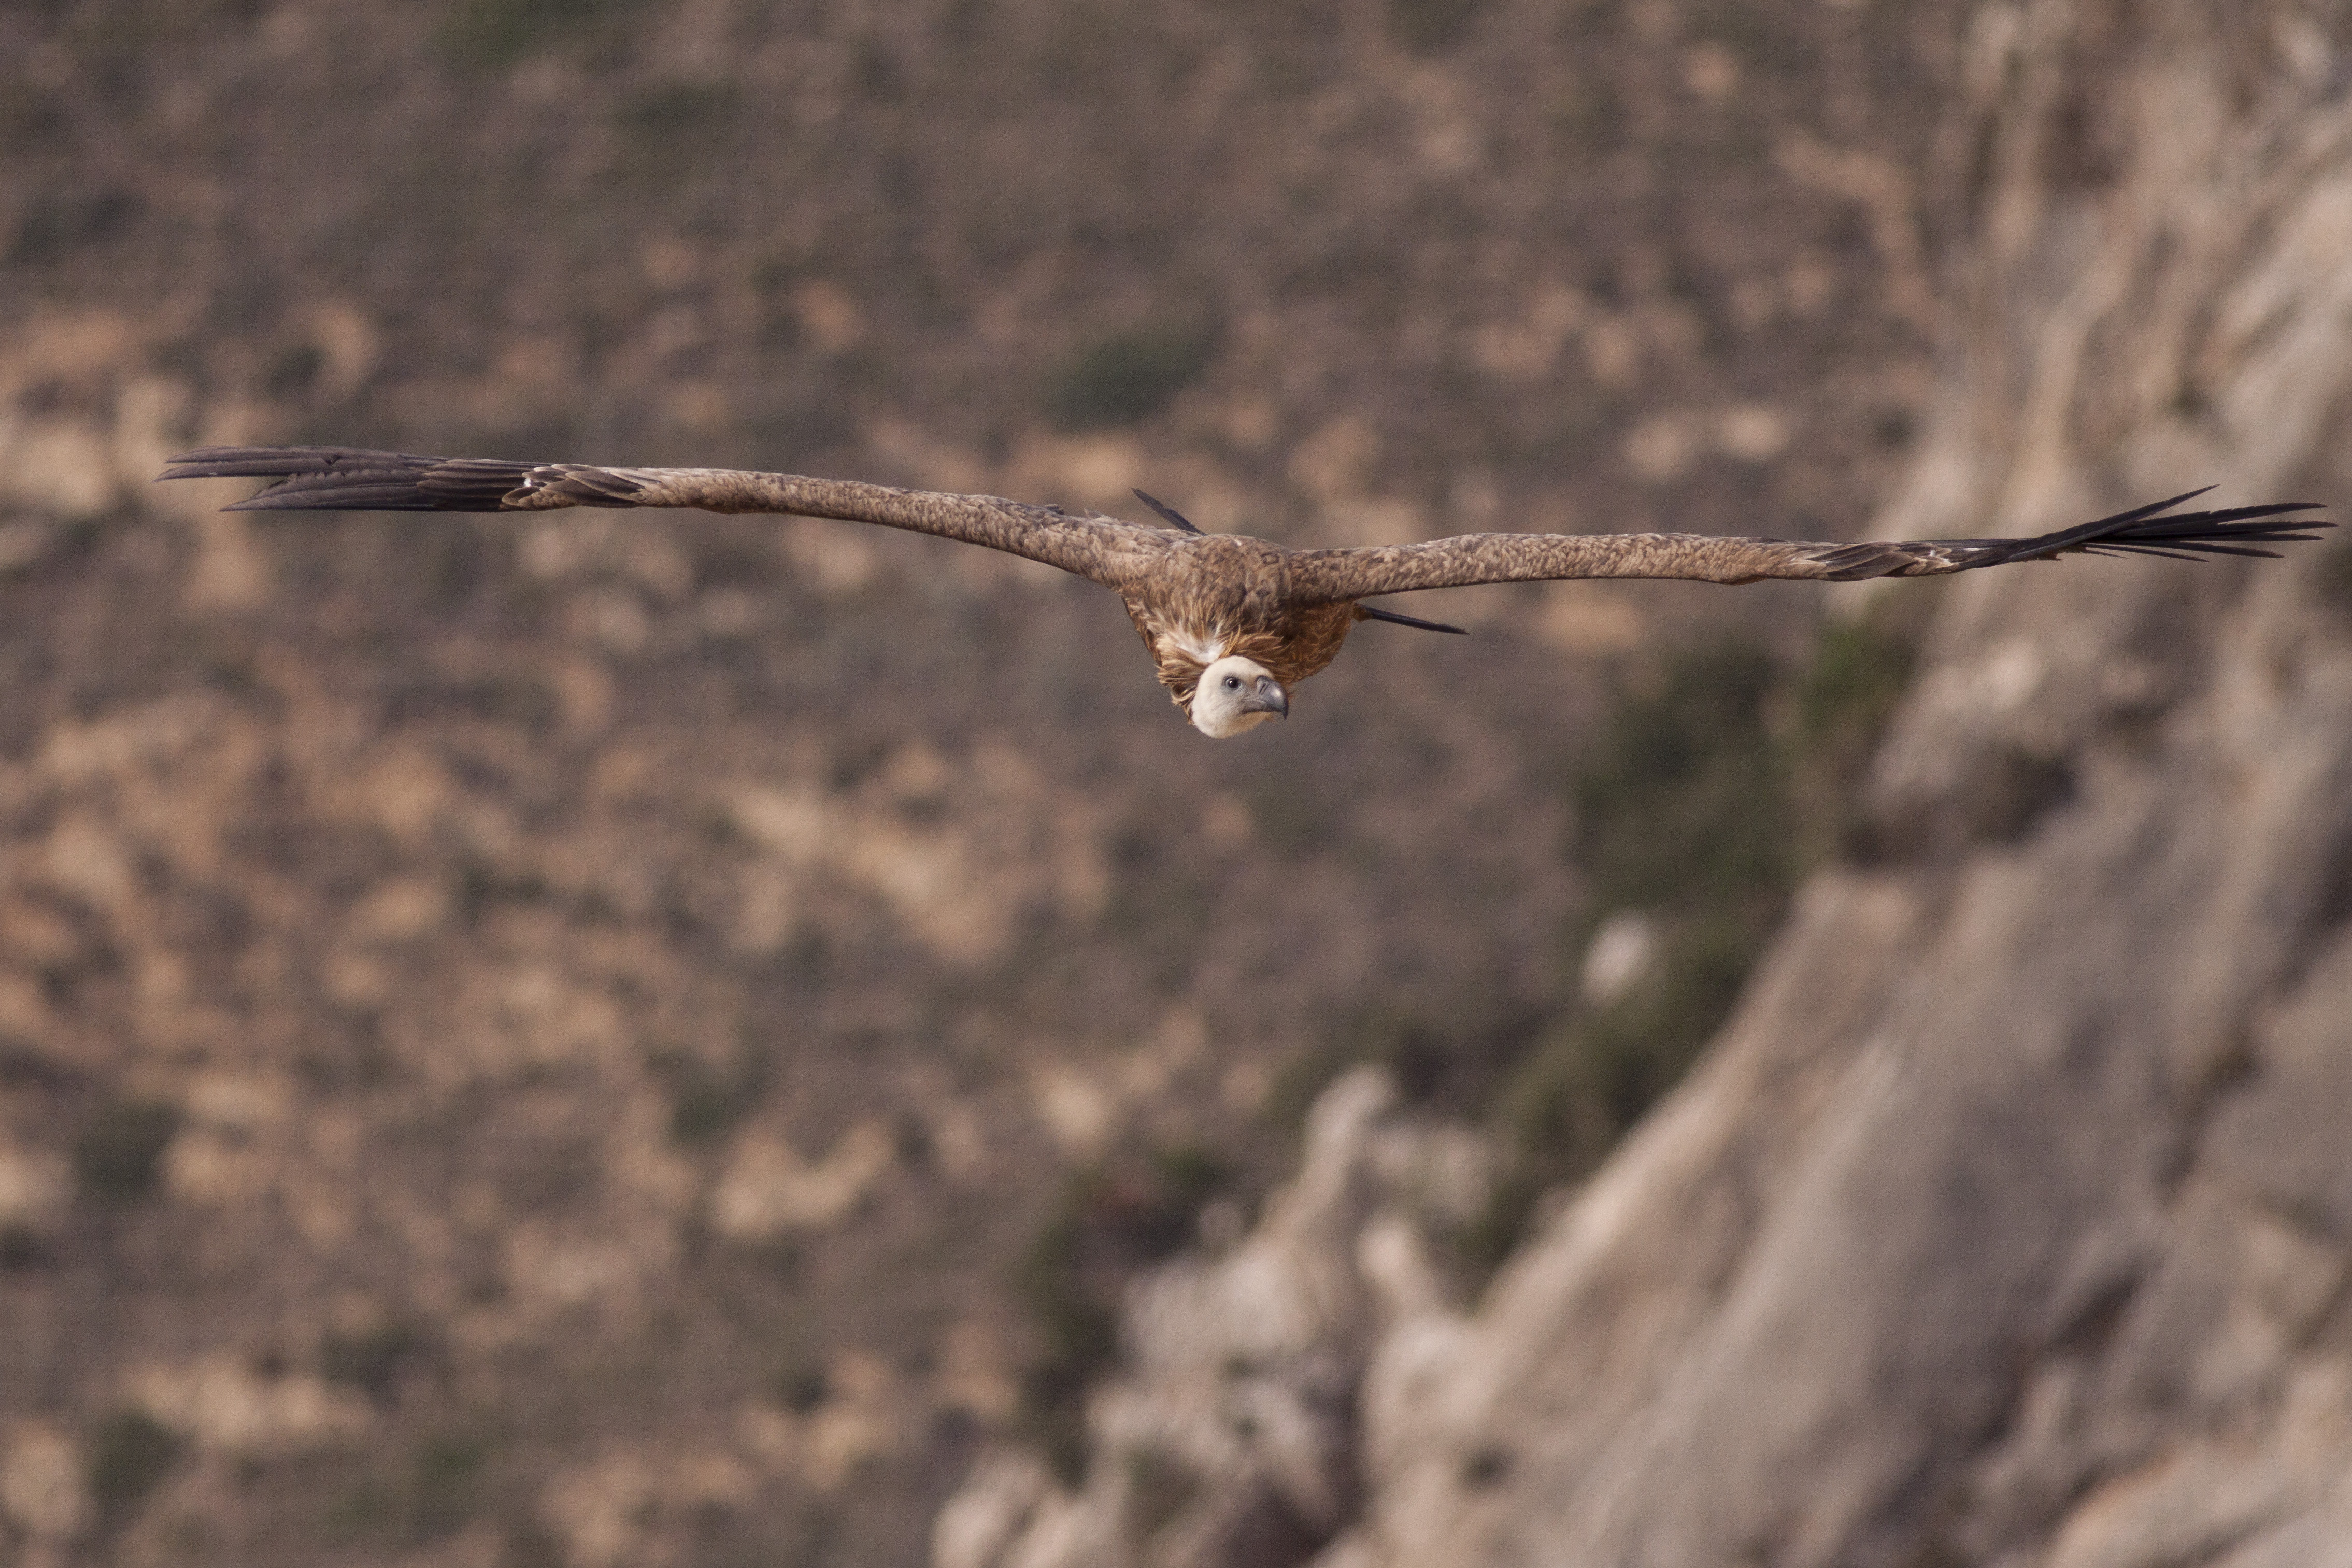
[1242,675,1288,719]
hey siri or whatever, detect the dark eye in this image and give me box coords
[1223,675,1241,690]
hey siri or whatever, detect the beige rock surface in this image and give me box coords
[937,1068,1492,1568]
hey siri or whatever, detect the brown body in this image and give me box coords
[155,445,2328,735]
[1117,534,1362,714]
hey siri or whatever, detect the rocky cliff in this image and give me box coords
[940,6,2352,1566]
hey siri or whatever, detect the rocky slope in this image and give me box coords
[938,5,2352,1566]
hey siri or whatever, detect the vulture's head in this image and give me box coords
[1191,655,1288,738]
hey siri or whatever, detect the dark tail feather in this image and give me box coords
[155,445,530,513]
[1358,602,1468,634]
[1131,489,1204,535]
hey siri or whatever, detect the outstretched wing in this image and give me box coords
[1282,490,2329,602]
[155,445,1171,590]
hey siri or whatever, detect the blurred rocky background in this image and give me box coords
[3,2,2349,1566]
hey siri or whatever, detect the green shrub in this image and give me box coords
[1469,607,1923,1275]
[1125,1446,1202,1541]
[1946,746,2076,849]
[0,81,67,149]
[1044,323,1217,431]
[616,81,740,145]
[265,341,326,398]
[87,1409,182,1525]
[650,1042,769,1146]
[1269,998,1545,1131]
[1570,638,1793,914]
[1387,0,1485,54]
[1499,910,1764,1167]
[2314,537,2352,618]
[10,187,142,264]
[330,1432,494,1545]
[407,1434,489,1540]
[769,1351,830,1414]
[611,80,743,182]
[323,1477,396,1543]
[503,1517,569,1568]
[320,1322,426,1405]
[0,1224,47,1270]
[1014,1146,1228,1480]
[433,0,634,70]
[74,1096,181,1202]
[1788,598,1925,859]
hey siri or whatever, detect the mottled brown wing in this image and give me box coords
[1282,491,2328,602]
[155,445,1172,591]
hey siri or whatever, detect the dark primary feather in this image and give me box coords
[154,446,508,511]
[154,446,628,511]
[1805,490,2328,576]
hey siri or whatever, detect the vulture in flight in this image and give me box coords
[158,446,2328,738]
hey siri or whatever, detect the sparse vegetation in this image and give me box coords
[1125,1445,1202,1541]
[1247,770,1335,855]
[9,187,141,265]
[616,81,742,146]
[433,0,636,69]
[652,1040,770,1146]
[612,81,743,181]
[1044,322,1218,432]
[1788,604,1929,859]
[1268,997,1547,1136]
[320,1322,427,1406]
[503,1517,570,1568]
[0,81,67,149]
[1570,638,1795,917]
[0,1223,46,1270]
[1015,1146,1228,1480]
[2314,537,2352,617]
[73,1096,181,1203]
[767,1337,831,1412]
[406,1433,490,1540]
[265,341,326,399]
[1387,0,1486,55]
[327,1431,493,1545]
[1949,746,2076,850]
[1470,603,1923,1273]
[87,1408,182,1526]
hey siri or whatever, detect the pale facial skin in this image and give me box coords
[1190,655,1289,738]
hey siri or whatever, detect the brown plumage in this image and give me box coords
[156,446,2330,738]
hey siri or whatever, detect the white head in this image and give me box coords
[1190,655,1289,738]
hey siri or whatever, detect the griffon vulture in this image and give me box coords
[158,446,2327,738]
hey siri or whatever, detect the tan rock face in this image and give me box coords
[935,6,2352,1566]
[937,1069,1492,1568]
[0,1423,90,1541]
